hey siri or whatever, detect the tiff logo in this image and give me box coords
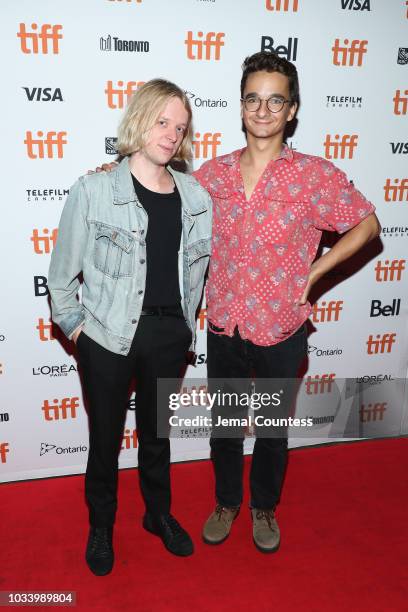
[305,373,336,394]
[105,80,144,109]
[185,32,225,60]
[261,36,298,61]
[332,39,368,66]
[311,300,343,323]
[122,428,138,449]
[31,229,58,254]
[341,0,370,10]
[198,308,207,330]
[42,397,79,421]
[265,0,299,10]
[383,178,408,202]
[193,132,221,158]
[393,89,408,115]
[324,134,358,159]
[36,318,55,342]
[375,260,405,282]
[0,442,9,464]
[366,333,396,354]
[17,23,63,54]
[24,131,67,159]
[360,402,386,422]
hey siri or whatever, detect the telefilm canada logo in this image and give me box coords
[184,90,228,109]
[99,34,149,53]
[26,187,69,203]
[381,226,408,239]
[397,47,408,65]
[40,442,87,457]
[105,137,118,155]
[326,94,362,109]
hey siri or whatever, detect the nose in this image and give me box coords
[256,99,269,117]
[166,126,178,143]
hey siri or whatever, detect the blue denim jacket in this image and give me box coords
[48,157,212,355]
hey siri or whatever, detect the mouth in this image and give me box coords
[159,144,174,154]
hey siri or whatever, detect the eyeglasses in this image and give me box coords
[241,95,291,113]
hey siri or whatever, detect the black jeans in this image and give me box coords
[77,312,192,527]
[207,324,307,510]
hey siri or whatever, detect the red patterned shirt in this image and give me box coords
[193,146,375,346]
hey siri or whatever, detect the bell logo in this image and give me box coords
[266,0,299,10]
[324,134,358,159]
[375,260,406,282]
[261,36,298,61]
[332,39,368,67]
[366,333,396,355]
[36,318,55,342]
[17,23,63,54]
[383,179,408,202]
[34,275,49,297]
[0,442,9,464]
[193,133,222,159]
[393,90,408,115]
[185,32,225,61]
[31,229,58,254]
[311,300,343,323]
[198,308,207,331]
[360,402,386,422]
[305,374,336,394]
[105,80,145,109]
[42,397,79,421]
[24,131,67,159]
[122,428,138,449]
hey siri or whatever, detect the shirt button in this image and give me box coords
[131,319,137,324]
[140,259,145,264]
[138,290,143,295]
[140,229,145,235]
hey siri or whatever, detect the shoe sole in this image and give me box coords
[143,518,194,557]
[253,537,280,554]
[202,532,230,545]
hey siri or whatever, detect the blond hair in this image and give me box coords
[117,79,193,162]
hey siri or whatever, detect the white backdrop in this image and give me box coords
[1,0,407,482]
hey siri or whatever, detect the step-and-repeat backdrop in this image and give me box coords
[1,0,407,482]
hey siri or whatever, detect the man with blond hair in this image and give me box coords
[48,79,212,574]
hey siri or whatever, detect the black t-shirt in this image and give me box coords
[131,173,182,307]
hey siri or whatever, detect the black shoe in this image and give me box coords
[143,513,194,557]
[85,526,114,576]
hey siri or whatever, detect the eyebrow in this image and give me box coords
[159,115,187,127]
[244,92,285,99]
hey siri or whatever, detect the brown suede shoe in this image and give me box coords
[202,505,240,544]
[251,509,280,553]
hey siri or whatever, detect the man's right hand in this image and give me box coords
[72,327,83,344]
[87,161,118,175]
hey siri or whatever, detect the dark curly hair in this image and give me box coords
[240,51,299,107]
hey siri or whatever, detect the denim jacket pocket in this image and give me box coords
[93,222,135,278]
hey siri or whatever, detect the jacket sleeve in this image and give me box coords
[48,176,89,339]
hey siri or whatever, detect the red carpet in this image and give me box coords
[2,438,407,611]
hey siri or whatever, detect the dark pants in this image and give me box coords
[77,312,192,527]
[207,324,307,510]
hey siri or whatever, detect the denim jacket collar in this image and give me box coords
[113,156,209,216]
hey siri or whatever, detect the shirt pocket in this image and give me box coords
[93,222,135,279]
[188,238,211,289]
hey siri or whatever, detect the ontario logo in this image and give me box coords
[40,442,87,456]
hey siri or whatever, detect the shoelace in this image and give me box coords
[215,505,236,522]
[255,510,275,530]
[89,528,112,557]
